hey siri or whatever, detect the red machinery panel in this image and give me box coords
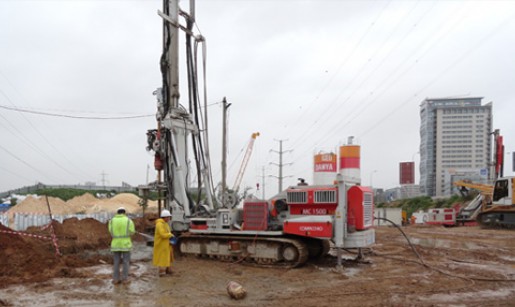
[283,217,333,238]
[243,201,268,230]
[347,186,374,230]
[287,187,338,215]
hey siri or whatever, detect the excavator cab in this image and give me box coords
[492,177,514,206]
[476,177,515,228]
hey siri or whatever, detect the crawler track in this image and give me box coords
[477,211,515,229]
[178,234,309,268]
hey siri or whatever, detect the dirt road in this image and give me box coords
[2,224,515,306]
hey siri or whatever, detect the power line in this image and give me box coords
[0,71,98,180]
[0,87,95,179]
[0,143,60,183]
[291,3,512,177]
[0,104,154,119]
[289,0,431,150]
[0,112,81,178]
[285,0,393,147]
[290,2,471,164]
[361,10,515,137]
[0,166,34,183]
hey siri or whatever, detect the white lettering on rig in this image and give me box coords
[321,154,333,162]
[315,209,327,214]
[315,163,335,172]
[301,208,327,215]
[299,226,324,231]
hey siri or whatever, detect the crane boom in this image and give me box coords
[233,132,259,191]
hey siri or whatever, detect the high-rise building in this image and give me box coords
[399,161,421,199]
[399,162,415,185]
[419,97,492,197]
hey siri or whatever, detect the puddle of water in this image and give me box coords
[131,242,154,261]
[452,261,515,277]
[419,288,515,303]
[344,267,361,277]
[1,260,161,307]
[410,237,482,250]
[498,255,515,262]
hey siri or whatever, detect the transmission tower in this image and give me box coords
[269,139,293,193]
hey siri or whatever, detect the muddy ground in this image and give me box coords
[1,221,515,306]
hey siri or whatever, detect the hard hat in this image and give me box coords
[160,209,172,218]
[117,207,126,214]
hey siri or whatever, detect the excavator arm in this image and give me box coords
[453,180,493,196]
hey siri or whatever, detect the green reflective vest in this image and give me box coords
[108,214,135,252]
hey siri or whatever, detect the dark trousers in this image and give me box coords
[113,251,131,281]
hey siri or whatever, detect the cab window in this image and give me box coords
[493,180,509,202]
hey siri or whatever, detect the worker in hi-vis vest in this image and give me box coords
[108,207,135,285]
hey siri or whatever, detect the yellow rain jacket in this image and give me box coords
[153,218,174,267]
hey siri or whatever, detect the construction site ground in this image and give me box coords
[1,220,515,307]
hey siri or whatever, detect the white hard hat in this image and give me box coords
[117,207,126,213]
[160,209,172,218]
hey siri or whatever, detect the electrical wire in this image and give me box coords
[294,0,448,156]
[0,165,34,182]
[284,1,453,176]
[0,112,81,180]
[0,104,154,119]
[0,69,107,181]
[289,3,511,176]
[290,0,418,150]
[360,10,515,138]
[0,79,114,182]
[290,0,437,151]
[0,144,61,183]
[283,0,393,141]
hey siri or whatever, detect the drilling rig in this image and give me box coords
[140,0,375,267]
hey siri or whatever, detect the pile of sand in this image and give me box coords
[83,193,142,214]
[8,195,69,215]
[5,193,155,220]
[4,195,71,225]
[66,193,100,213]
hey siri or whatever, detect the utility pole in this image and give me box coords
[269,139,293,193]
[221,97,231,205]
[261,166,266,199]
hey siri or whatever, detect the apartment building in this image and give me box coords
[420,97,492,197]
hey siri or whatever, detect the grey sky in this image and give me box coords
[1,0,514,198]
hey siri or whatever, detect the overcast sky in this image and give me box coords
[1,0,515,198]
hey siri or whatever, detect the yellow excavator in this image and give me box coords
[453,177,515,228]
[479,177,515,228]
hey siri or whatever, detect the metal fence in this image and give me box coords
[7,212,143,231]
[374,207,403,226]
[0,213,8,228]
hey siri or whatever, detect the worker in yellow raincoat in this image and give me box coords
[153,209,174,276]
